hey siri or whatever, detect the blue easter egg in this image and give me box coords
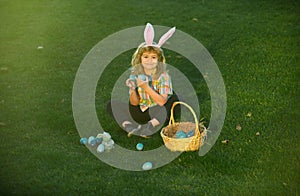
[95,137,103,144]
[129,75,136,81]
[142,161,153,170]
[138,74,147,81]
[88,136,96,146]
[80,137,88,144]
[187,130,195,137]
[136,143,144,151]
[97,144,105,153]
[175,131,187,138]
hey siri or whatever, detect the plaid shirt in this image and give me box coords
[131,72,173,112]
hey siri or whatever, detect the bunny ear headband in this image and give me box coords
[143,23,176,48]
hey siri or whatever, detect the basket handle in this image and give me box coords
[169,101,199,133]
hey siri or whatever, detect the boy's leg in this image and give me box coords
[106,100,140,131]
[139,94,180,136]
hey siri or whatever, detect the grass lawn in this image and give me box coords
[0,0,299,195]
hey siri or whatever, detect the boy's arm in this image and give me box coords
[129,89,140,106]
[143,86,168,106]
[136,78,168,106]
[126,78,140,106]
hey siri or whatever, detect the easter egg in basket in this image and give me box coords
[175,130,187,138]
[187,130,195,137]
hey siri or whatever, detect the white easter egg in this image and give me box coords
[97,144,105,153]
[142,161,153,170]
[102,132,112,141]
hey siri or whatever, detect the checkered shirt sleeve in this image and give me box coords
[157,72,173,95]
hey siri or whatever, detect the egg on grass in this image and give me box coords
[88,136,96,146]
[80,137,88,144]
[136,143,144,151]
[97,144,105,153]
[142,161,153,170]
[95,137,103,144]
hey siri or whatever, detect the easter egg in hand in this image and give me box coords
[138,74,147,81]
[136,143,144,151]
[80,137,88,144]
[142,161,153,170]
[129,75,136,81]
[175,130,187,138]
[187,130,195,137]
[97,144,105,153]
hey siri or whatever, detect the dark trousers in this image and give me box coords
[106,93,180,127]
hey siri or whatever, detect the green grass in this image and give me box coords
[1,0,299,195]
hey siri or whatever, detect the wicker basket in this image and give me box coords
[161,101,206,152]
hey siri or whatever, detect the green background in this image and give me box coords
[0,0,299,195]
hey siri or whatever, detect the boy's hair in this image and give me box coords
[131,43,167,79]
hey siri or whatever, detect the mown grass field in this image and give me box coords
[0,0,299,195]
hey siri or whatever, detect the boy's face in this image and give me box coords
[141,51,158,70]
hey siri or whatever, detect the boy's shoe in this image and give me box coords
[139,122,156,138]
[126,124,141,137]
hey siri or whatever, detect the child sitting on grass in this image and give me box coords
[107,23,179,138]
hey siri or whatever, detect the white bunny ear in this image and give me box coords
[144,23,155,46]
[157,27,176,47]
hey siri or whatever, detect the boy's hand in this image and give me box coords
[136,77,149,89]
[126,78,136,90]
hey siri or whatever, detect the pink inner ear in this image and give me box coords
[144,23,155,45]
[158,27,176,47]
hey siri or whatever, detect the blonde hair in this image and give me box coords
[131,43,167,79]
